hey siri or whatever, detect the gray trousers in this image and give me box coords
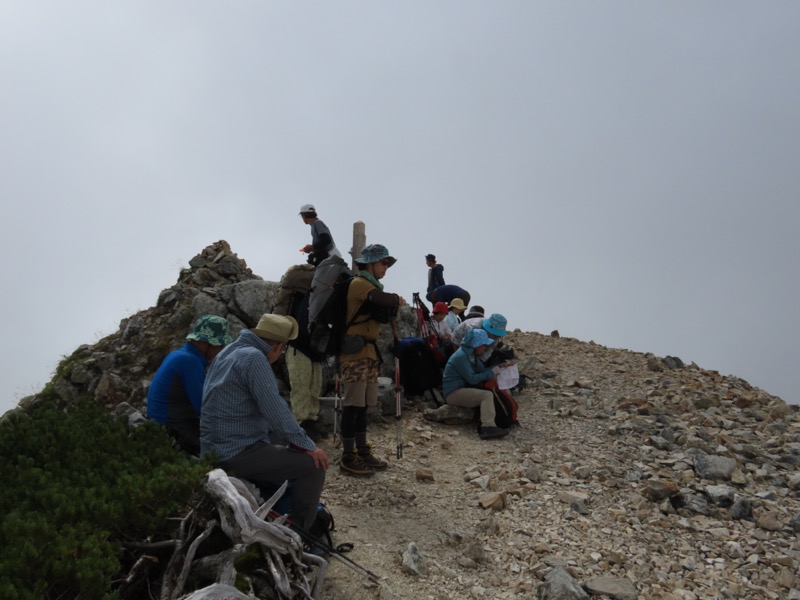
[445,387,497,428]
[221,442,325,530]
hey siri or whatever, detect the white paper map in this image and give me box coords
[496,364,519,390]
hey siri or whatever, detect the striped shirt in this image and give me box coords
[200,329,315,461]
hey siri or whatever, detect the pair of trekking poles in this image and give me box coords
[276,514,381,584]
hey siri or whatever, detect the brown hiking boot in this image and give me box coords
[340,452,374,478]
[358,446,389,471]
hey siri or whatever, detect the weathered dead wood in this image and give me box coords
[191,546,244,587]
[200,469,327,599]
[161,510,198,600]
[170,519,219,600]
[180,582,251,599]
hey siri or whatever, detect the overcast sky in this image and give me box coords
[1,2,798,415]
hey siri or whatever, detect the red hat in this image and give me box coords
[433,302,449,315]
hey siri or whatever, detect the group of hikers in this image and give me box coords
[146,205,516,532]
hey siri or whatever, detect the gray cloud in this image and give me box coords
[1,2,798,411]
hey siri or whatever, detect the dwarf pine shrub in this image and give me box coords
[0,398,213,599]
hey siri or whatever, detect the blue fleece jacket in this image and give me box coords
[442,343,495,397]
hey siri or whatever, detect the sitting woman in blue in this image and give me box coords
[442,327,509,440]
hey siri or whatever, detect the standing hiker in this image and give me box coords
[147,314,232,455]
[339,244,406,477]
[273,264,327,442]
[200,314,329,531]
[286,295,327,442]
[425,253,445,300]
[299,204,341,267]
[442,327,509,440]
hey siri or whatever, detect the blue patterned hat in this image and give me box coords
[482,313,508,337]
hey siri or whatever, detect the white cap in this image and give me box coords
[299,204,316,213]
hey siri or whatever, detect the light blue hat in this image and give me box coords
[482,313,508,337]
[355,244,397,267]
[465,327,494,349]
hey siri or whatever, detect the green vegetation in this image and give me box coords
[0,399,213,599]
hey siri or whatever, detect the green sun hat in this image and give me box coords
[186,315,233,346]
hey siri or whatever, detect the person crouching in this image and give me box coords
[442,327,509,440]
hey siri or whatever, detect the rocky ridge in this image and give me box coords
[9,241,800,599]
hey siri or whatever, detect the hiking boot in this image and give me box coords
[340,452,374,478]
[357,446,388,471]
[479,426,510,440]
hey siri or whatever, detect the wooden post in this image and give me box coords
[352,221,366,272]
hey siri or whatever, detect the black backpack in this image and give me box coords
[489,386,519,429]
[308,271,356,358]
[397,337,443,400]
[286,291,327,362]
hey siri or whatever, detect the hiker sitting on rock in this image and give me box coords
[462,305,484,321]
[444,297,467,331]
[430,301,455,361]
[430,302,453,340]
[442,327,509,440]
[339,243,407,478]
[200,314,329,531]
[147,314,232,455]
[299,204,341,267]
[451,312,508,361]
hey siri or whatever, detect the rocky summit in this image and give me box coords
[8,241,800,599]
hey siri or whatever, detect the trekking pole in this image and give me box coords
[390,319,403,459]
[412,292,430,339]
[286,522,382,585]
[412,292,441,354]
[333,373,342,448]
[394,353,403,459]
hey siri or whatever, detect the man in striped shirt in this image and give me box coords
[200,313,329,530]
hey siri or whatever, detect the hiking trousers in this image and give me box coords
[286,348,323,422]
[445,387,496,428]
[220,442,325,530]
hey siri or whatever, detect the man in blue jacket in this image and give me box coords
[442,328,509,440]
[426,283,471,308]
[147,314,233,455]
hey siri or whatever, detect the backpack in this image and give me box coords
[273,264,326,361]
[397,337,443,399]
[273,264,315,316]
[308,503,335,550]
[308,270,355,358]
[260,482,338,556]
[481,380,519,429]
[286,291,327,362]
[308,255,351,324]
[308,254,388,358]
